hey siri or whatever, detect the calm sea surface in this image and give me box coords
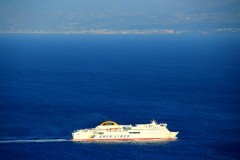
[0,34,240,159]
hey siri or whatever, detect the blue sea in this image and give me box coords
[0,34,240,160]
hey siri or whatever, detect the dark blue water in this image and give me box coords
[0,34,240,159]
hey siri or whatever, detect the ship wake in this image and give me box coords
[0,139,69,144]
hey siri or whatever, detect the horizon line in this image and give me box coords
[0,28,240,35]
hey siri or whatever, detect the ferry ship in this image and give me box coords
[72,120,179,141]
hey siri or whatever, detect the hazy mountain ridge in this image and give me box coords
[0,0,240,34]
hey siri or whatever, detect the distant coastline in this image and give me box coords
[0,28,240,35]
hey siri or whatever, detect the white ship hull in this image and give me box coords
[72,120,179,141]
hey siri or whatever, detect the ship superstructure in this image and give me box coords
[72,120,179,141]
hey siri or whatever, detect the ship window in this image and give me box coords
[103,122,114,125]
[129,132,140,134]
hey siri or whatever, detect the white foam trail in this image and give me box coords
[0,139,69,144]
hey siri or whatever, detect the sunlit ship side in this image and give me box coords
[72,120,179,141]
